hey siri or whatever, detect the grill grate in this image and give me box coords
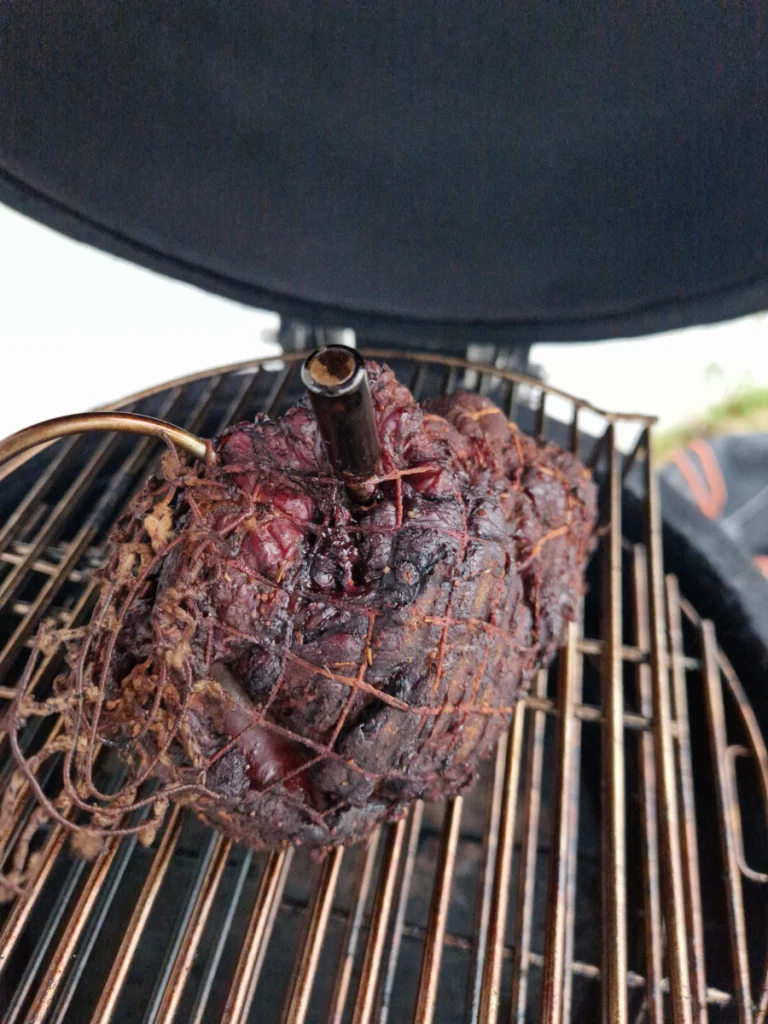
[0,351,766,1022]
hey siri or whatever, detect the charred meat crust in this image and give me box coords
[78,362,596,851]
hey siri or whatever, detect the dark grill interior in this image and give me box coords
[0,351,766,1023]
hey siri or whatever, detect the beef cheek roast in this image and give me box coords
[72,362,597,851]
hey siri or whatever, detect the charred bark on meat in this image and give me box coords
[0,362,596,894]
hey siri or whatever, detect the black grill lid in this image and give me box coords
[1,2,766,345]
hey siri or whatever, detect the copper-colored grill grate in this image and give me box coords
[0,351,766,1023]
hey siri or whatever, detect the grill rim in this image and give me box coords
[0,348,656,485]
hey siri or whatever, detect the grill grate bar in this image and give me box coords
[621,429,648,484]
[644,430,694,1023]
[408,363,426,398]
[518,693,665,734]
[17,780,129,1022]
[666,575,709,1022]
[222,369,262,426]
[1,549,89,583]
[222,847,294,1023]
[586,423,613,471]
[189,849,254,1024]
[328,829,382,1024]
[0,437,80,555]
[3,839,87,1022]
[3,766,128,1020]
[0,724,65,850]
[601,425,628,1023]
[350,818,406,1024]
[91,806,184,1023]
[379,800,425,1024]
[0,530,93,681]
[478,706,526,1023]
[541,620,582,1023]
[11,501,49,548]
[414,796,464,1023]
[10,598,71,622]
[700,621,753,1023]
[509,669,548,1023]
[281,845,345,1023]
[0,417,132,613]
[534,389,547,439]
[560,393,586,1024]
[142,832,226,1023]
[264,363,298,419]
[577,636,699,669]
[0,819,69,972]
[569,404,580,461]
[48,829,141,1024]
[385,918,735,1006]
[467,732,508,1023]
[503,376,518,422]
[631,546,666,1024]
[559,638,584,1024]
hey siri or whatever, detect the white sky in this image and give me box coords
[1,201,765,442]
[535,315,768,426]
[0,204,279,439]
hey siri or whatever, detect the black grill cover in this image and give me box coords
[1,3,766,344]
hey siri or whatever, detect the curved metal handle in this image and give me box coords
[0,412,210,469]
[725,744,768,884]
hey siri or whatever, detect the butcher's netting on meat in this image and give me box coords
[0,363,596,899]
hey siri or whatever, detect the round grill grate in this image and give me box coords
[0,352,765,1024]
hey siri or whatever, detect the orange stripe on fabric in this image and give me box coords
[670,450,719,518]
[688,439,728,517]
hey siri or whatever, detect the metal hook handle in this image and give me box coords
[0,412,210,470]
[725,744,768,884]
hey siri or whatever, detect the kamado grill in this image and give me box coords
[1,4,768,1023]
